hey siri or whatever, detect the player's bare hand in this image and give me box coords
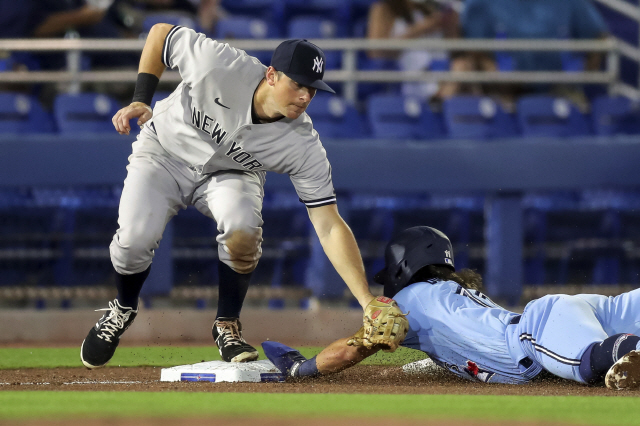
[112,102,153,135]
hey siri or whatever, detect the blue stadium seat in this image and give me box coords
[73,204,118,286]
[288,16,338,39]
[559,208,623,286]
[517,96,590,137]
[367,95,445,139]
[492,31,515,72]
[278,0,351,37]
[621,201,640,285]
[443,96,519,139]
[591,96,640,135]
[220,0,278,30]
[287,16,341,69]
[215,16,274,39]
[356,56,400,100]
[0,93,54,133]
[579,189,640,285]
[0,56,12,71]
[172,206,218,287]
[561,52,585,72]
[350,0,375,28]
[351,17,367,38]
[429,58,450,71]
[54,93,120,134]
[215,17,275,64]
[522,191,580,285]
[522,189,632,286]
[305,93,367,138]
[346,194,409,283]
[259,192,311,303]
[0,200,62,287]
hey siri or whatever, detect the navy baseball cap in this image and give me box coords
[270,39,335,94]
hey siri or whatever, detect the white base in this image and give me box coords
[402,358,443,375]
[160,360,284,383]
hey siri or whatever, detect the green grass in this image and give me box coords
[1,392,639,425]
[4,346,637,425]
[0,346,427,369]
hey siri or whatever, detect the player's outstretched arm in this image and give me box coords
[262,337,379,378]
[307,204,374,309]
[316,337,380,374]
[112,23,173,135]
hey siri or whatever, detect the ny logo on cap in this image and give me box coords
[313,56,323,73]
[445,250,451,258]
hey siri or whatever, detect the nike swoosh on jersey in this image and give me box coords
[214,98,230,109]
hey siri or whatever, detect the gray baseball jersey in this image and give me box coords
[149,25,336,208]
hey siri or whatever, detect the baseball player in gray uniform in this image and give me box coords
[80,24,377,369]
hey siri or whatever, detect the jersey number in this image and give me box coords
[455,286,503,309]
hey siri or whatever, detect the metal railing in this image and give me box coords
[0,36,637,102]
[595,0,640,88]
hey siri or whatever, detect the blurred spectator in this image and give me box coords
[463,0,607,72]
[440,0,609,103]
[0,0,114,39]
[196,0,223,33]
[121,0,223,34]
[367,0,459,100]
[0,0,138,69]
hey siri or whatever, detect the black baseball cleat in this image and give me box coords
[212,317,259,362]
[80,299,138,369]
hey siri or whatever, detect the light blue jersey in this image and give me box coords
[394,279,541,384]
[394,279,640,384]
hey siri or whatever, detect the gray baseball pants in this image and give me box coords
[109,129,264,275]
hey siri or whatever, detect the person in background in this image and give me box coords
[0,0,138,69]
[124,0,223,34]
[367,0,459,101]
[438,0,609,105]
[0,0,112,39]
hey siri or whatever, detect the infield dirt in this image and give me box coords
[0,365,632,396]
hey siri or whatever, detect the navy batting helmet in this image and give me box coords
[373,226,455,298]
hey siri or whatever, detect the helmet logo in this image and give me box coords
[313,56,323,73]
[445,250,453,265]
